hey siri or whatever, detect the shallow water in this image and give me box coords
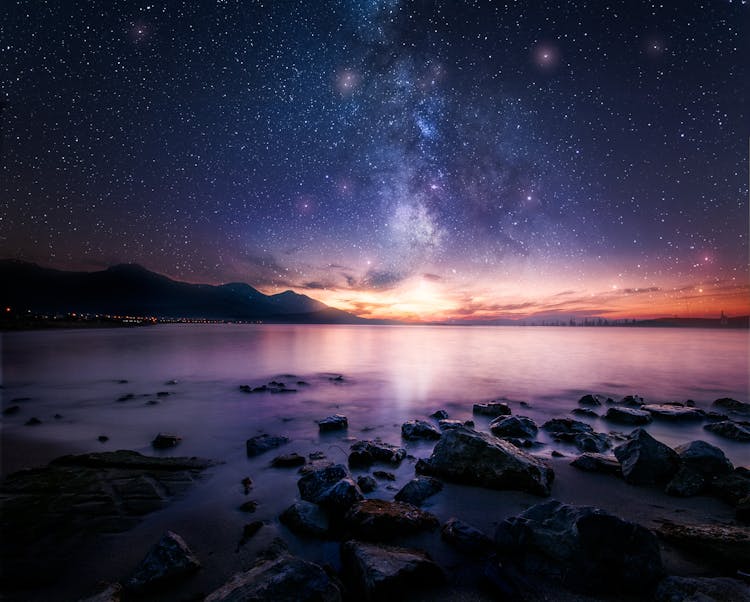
[1,324,749,601]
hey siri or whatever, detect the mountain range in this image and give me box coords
[0,260,371,324]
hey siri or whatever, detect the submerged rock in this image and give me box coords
[348,440,406,468]
[441,518,493,555]
[151,433,181,449]
[654,575,750,602]
[416,426,553,496]
[2,405,20,416]
[472,401,512,417]
[394,477,443,506]
[605,406,652,425]
[318,414,348,432]
[614,428,679,485]
[570,453,621,476]
[494,500,662,594]
[280,501,330,538]
[489,415,538,439]
[578,394,603,406]
[126,531,200,592]
[271,453,306,468]
[205,553,341,602]
[341,540,443,601]
[345,499,439,540]
[704,420,750,442]
[401,420,441,441]
[246,434,289,457]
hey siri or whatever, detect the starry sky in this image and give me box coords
[2,0,748,321]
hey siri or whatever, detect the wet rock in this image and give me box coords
[605,406,652,425]
[318,414,348,432]
[542,417,593,436]
[341,540,443,601]
[642,404,704,421]
[429,409,449,420]
[156,391,170,397]
[614,428,679,485]
[322,478,365,515]
[437,419,474,430]
[620,394,645,406]
[117,394,135,402]
[165,379,178,385]
[2,405,20,416]
[126,531,200,592]
[204,553,342,601]
[372,470,396,481]
[713,397,750,414]
[472,401,512,417]
[271,453,306,468]
[710,469,750,517]
[416,426,554,496]
[394,477,443,506]
[98,435,109,443]
[241,476,253,494]
[77,583,123,602]
[239,500,258,513]
[238,521,264,547]
[654,575,750,602]
[704,420,750,442]
[665,466,705,497]
[401,420,441,441]
[348,440,406,468]
[655,520,750,573]
[494,500,662,594]
[574,432,611,453]
[578,394,603,406]
[246,433,289,457]
[357,475,377,493]
[298,464,363,514]
[570,453,621,476]
[151,433,181,449]
[675,440,733,475]
[25,417,41,426]
[441,518,493,555]
[571,407,598,418]
[489,415,538,439]
[280,501,330,538]
[345,499,439,540]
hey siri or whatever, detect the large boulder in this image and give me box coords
[665,466,707,497]
[401,420,441,441]
[704,420,750,442]
[344,499,439,540]
[394,477,443,506]
[417,426,553,496]
[605,407,652,425]
[489,415,538,439]
[675,440,733,475]
[441,518,493,555]
[204,553,341,601]
[494,500,662,594]
[246,434,289,457]
[126,531,200,592]
[341,540,443,601]
[279,501,330,538]
[614,428,679,485]
[348,440,406,468]
[654,575,750,602]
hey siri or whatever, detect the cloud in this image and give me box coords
[360,268,406,290]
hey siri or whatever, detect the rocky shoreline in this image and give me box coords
[1,386,749,601]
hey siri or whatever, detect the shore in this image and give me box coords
[1,382,749,601]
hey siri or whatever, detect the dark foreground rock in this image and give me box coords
[279,501,330,538]
[704,420,750,442]
[78,582,123,602]
[570,453,621,476]
[126,531,200,592]
[614,428,679,485]
[489,415,538,439]
[348,440,406,468]
[246,434,289,457]
[298,464,363,515]
[345,499,439,540]
[654,575,750,602]
[394,477,443,506]
[676,440,734,475]
[401,419,441,440]
[341,540,443,601]
[441,518,493,555]
[494,500,663,594]
[204,553,342,601]
[417,426,553,496]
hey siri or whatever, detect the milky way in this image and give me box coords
[1,1,748,320]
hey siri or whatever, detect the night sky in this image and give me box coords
[2,1,748,321]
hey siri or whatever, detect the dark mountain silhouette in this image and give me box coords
[0,260,370,323]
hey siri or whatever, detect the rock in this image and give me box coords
[494,500,662,594]
[571,407,598,418]
[357,475,377,493]
[239,500,258,512]
[713,397,750,414]
[438,419,475,430]
[298,464,363,514]
[117,394,135,402]
[246,434,289,457]
[489,415,538,439]
[605,406,652,425]
[441,518,493,555]
[238,521,264,547]
[341,540,443,601]
[472,401,511,417]
[614,428,679,485]
[77,583,123,602]
[156,391,170,397]
[345,499,439,540]
[574,432,611,453]
[541,418,593,436]
[429,409,449,420]
[675,440,733,475]
[620,394,645,406]
[704,420,750,442]
[2,405,20,416]
[416,426,554,496]
[271,453,306,468]
[126,531,200,592]
[372,470,396,481]
[318,414,348,432]
[401,420,441,441]
[394,477,443,506]
[25,417,41,426]
[98,435,109,443]
[241,476,253,493]
[151,433,181,449]
[348,440,406,468]
[570,453,621,476]
[642,404,704,421]
[551,450,564,457]
[710,469,750,505]
[654,575,750,602]
[280,501,330,538]
[578,394,603,406]
[655,520,750,573]
[205,553,342,601]
[665,466,706,497]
